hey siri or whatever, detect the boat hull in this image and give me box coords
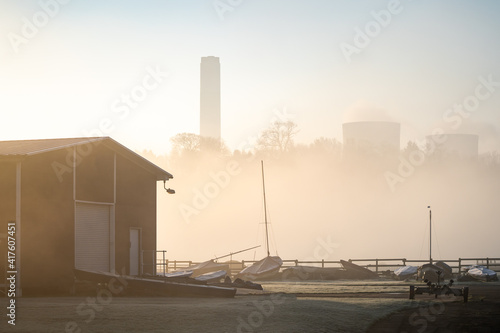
[417,263,452,282]
[281,266,344,281]
[236,256,283,281]
[393,266,418,280]
[340,260,379,279]
[466,266,498,282]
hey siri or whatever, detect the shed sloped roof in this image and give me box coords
[0,137,173,181]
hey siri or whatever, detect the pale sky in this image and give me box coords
[1,0,500,154]
[2,0,500,263]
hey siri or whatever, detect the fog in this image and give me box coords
[144,137,500,263]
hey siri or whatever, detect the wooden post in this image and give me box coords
[322,259,324,268]
[376,259,379,273]
[163,251,167,274]
[487,258,490,269]
[458,258,461,274]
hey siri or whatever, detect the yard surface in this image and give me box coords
[1,282,499,332]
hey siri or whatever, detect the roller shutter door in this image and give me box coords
[75,203,111,272]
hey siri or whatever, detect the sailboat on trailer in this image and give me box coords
[236,161,283,281]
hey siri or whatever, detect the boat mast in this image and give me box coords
[261,160,270,257]
[428,206,432,264]
[213,245,261,260]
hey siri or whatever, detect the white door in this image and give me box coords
[129,229,140,276]
[75,203,110,272]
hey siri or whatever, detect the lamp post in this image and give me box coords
[428,206,432,264]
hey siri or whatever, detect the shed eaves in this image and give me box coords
[0,137,173,181]
[0,137,105,156]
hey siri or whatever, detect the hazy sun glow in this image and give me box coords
[1,0,499,262]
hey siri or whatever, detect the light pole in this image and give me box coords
[428,206,432,264]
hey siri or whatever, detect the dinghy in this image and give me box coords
[466,265,498,282]
[236,161,282,281]
[393,266,418,280]
[340,260,378,279]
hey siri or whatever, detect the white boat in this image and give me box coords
[237,256,283,281]
[194,270,227,283]
[393,265,418,279]
[184,260,230,278]
[236,161,282,281]
[466,265,498,282]
[158,270,193,278]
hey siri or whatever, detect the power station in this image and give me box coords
[200,56,221,140]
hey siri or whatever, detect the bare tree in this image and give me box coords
[311,137,342,154]
[256,121,299,154]
[170,132,230,162]
[170,133,200,154]
[199,136,230,155]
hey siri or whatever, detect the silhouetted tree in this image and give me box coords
[200,136,230,156]
[170,133,200,154]
[256,120,299,154]
[310,137,342,157]
[402,140,421,157]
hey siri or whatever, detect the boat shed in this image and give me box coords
[0,137,173,295]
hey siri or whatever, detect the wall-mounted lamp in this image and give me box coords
[163,180,175,194]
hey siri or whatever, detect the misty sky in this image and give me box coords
[2,0,500,154]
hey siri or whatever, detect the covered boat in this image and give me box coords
[236,256,283,281]
[158,270,193,278]
[340,260,378,279]
[236,161,282,281]
[182,260,230,278]
[194,270,227,283]
[417,262,452,282]
[281,266,343,281]
[393,266,418,280]
[466,265,498,282]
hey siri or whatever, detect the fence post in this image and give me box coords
[487,258,490,269]
[162,251,165,274]
[322,259,324,268]
[375,259,379,273]
[295,260,298,267]
[458,258,461,274]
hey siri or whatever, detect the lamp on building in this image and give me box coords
[163,180,175,194]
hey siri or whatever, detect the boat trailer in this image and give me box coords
[410,271,469,303]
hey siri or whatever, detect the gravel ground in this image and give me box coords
[1,294,412,333]
[1,283,499,333]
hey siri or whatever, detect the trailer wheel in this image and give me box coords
[463,287,469,303]
[409,285,415,299]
